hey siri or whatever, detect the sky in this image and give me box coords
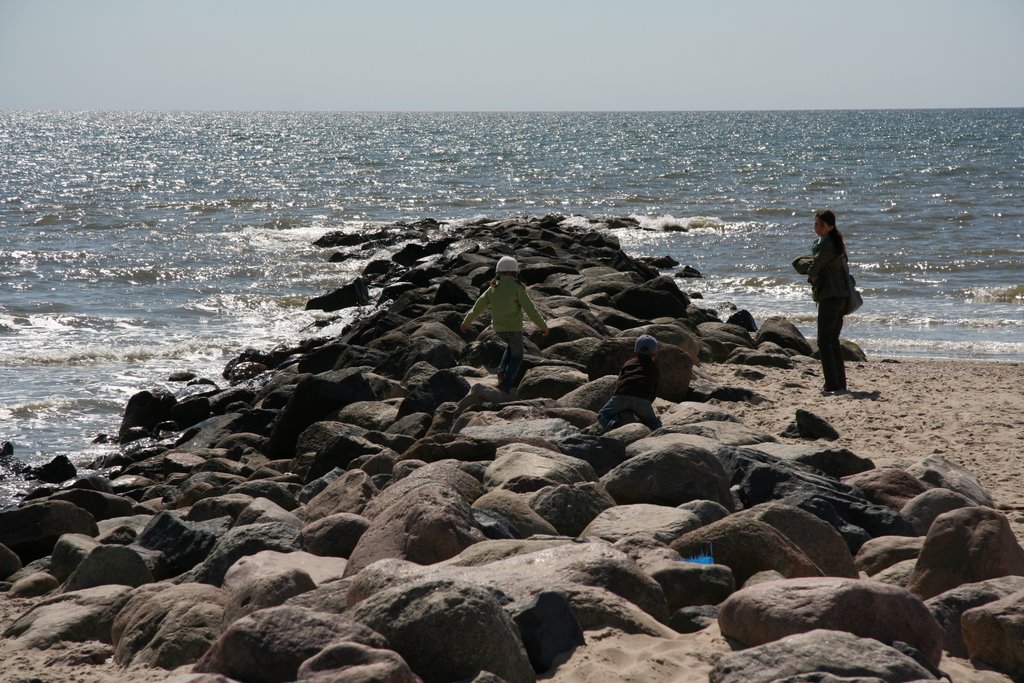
[1,0,1022,111]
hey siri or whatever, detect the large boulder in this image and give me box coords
[0,541,22,580]
[961,588,1024,679]
[906,506,1024,600]
[517,365,589,400]
[112,583,227,669]
[602,435,733,509]
[528,482,616,537]
[718,577,944,667]
[905,454,995,507]
[473,489,558,538]
[193,605,389,683]
[483,444,598,489]
[266,369,377,459]
[842,467,929,510]
[670,516,821,586]
[304,469,379,521]
[926,575,1024,658]
[136,510,229,577]
[296,641,420,682]
[854,535,925,577]
[554,375,617,412]
[900,487,977,536]
[752,316,813,356]
[0,500,99,563]
[736,502,858,578]
[344,483,486,577]
[709,629,939,683]
[397,368,470,419]
[349,540,670,631]
[2,584,133,649]
[300,512,370,558]
[64,543,155,591]
[182,521,304,586]
[581,504,703,545]
[347,578,536,683]
[460,417,579,444]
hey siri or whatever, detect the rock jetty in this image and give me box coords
[3,215,1023,682]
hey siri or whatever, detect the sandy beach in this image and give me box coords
[3,355,1022,682]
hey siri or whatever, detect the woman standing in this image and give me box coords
[807,209,851,394]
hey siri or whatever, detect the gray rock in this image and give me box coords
[554,375,617,413]
[660,402,740,427]
[473,489,558,538]
[9,571,60,597]
[460,417,579,443]
[194,605,388,683]
[905,454,995,507]
[0,541,23,580]
[788,409,840,441]
[855,536,925,577]
[907,506,1024,600]
[45,488,139,522]
[900,487,976,536]
[222,565,316,626]
[50,533,101,583]
[300,512,370,558]
[648,560,735,610]
[582,504,704,544]
[233,496,302,530]
[266,369,377,459]
[709,629,938,683]
[305,469,379,521]
[3,584,134,649]
[736,502,859,579]
[348,578,536,683]
[484,444,598,489]
[517,365,589,400]
[742,442,875,480]
[183,520,304,586]
[112,582,227,669]
[528,482,616,537]
[718,577,943,667]
[343,481,486,578]
[603,435,733,509]
[925,575,1024,657]
[335,399,401,432]
[296,641,421,682]
[136,510,228,577]
[350,540,670,630]
[0,500,99,563]
[64,543,154,591]
[961,588,1024,680]
[671,516,821,586]
[752,316,813,356]
[397,368,470,419]
[513,591,585,674]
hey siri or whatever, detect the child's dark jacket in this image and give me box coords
[613,356,660,402]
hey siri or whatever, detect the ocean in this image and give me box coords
[2,110,1022,505]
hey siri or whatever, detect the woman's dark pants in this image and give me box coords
[817,297,848,391]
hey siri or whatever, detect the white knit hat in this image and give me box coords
[496,256,519,273]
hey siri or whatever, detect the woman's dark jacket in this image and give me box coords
[807,235,850,303]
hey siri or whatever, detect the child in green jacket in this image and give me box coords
[461,255,549,393]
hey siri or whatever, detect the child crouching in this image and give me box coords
[596,334,662,432]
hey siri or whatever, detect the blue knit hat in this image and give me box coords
[634,335,658,355]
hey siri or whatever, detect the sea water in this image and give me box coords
[2,110,1022,503]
